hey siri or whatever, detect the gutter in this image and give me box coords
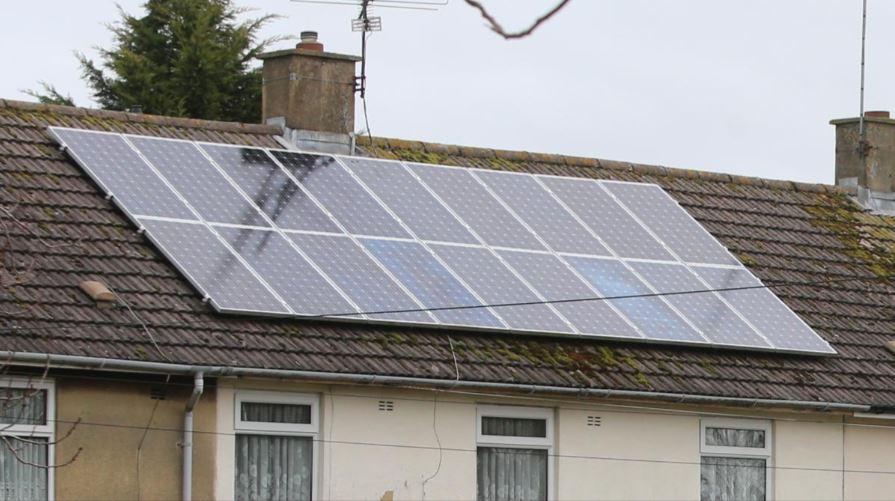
[1,351,872,413]
[182,372,204,501]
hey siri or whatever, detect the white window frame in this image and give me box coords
[234,390,318,435]
[0,378,55,501]
[233,390,320,501]
[476,405,554,501]
[699,417,773,500]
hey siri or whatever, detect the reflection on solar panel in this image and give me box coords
[48,126,836,355]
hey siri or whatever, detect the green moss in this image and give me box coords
[699,360,719,376]
[385,332,407,343]
[396,150,445,165]
[622,356,640,370]
[498,347,523,362]
[736,253,757,266]
[656,361,670,373]
[598,346,618,366]
[41,207,55,218]
[133,347,149,359]
[804,197,895,280]
[281,324,302,337]
[633,372,652,388]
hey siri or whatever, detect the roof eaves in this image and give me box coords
[359,135,855,196]
[0,99,283,136]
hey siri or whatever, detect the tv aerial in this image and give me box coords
[290,0,447,98]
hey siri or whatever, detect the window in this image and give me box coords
[0,379,54,501]
[234,391,318,501]
[476,405,553,501]
[700,418,772,501]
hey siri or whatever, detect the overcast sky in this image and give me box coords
[3,1,893,184]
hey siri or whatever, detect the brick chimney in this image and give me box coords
[831,111,895,213]
[258,32,361,153]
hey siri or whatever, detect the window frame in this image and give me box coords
[476,405,554,501]
[233,390,319,435]
[232,390,320,501]
[699,417,773,500]
[0,378,55,501]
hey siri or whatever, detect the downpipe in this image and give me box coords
[183,372,204,501]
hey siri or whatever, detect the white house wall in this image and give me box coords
[214,379,895,500]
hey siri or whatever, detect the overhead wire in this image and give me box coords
[4,414,895,476]
[2,272,890,333]
[306,273,894,319]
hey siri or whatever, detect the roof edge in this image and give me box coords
[4,351,872,413]
[358,135,852,195]
[0,99,282,135]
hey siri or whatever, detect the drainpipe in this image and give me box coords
[183,372,204,501]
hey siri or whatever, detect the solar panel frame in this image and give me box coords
[49,126,836,356]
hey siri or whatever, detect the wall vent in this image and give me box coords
[587,415,602,427]
[149,386,167,400]
[378,400,395,412]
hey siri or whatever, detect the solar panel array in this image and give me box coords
[49,127,836,355]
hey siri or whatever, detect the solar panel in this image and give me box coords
[567,257,706,343]
[269,151,410,238]
[50,126,836,355]
[498,250,641,339]
[409,163,545,250]
[287,233,432,323]
[214,226,355,316]
[430,244,572,333]
[48,129,193,220]
[361,239,504,328]
[603,182,740,265]
[475,170,611,256]
[129,136,269,227]
[137,218,289,315]
[629,262,771,348]
[201,144,340,233]
[691,267,833,352]
[541,177,674,261]
[341,157,479,244]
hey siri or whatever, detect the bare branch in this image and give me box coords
[463,0,573,40]
[0,359,82,469]
[1,435,82,469]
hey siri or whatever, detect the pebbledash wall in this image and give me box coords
[46,376,895,500]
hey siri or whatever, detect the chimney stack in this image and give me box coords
[258,32,361,153]
[831,111,895,213]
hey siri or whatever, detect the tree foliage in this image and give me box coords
[22,83,75,107]
[34,0,281,122]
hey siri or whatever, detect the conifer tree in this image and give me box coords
[33,0,280,122]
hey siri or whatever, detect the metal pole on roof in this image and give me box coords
[858,0,868,150]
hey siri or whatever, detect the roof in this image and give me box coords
[1,99,894,408]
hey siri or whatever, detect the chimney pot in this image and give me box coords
[865,110,891,119]
[297,30,324,51]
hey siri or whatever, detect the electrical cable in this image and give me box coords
[307,273,893,318]
[3,272,889,332]
[5,414,895,476]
